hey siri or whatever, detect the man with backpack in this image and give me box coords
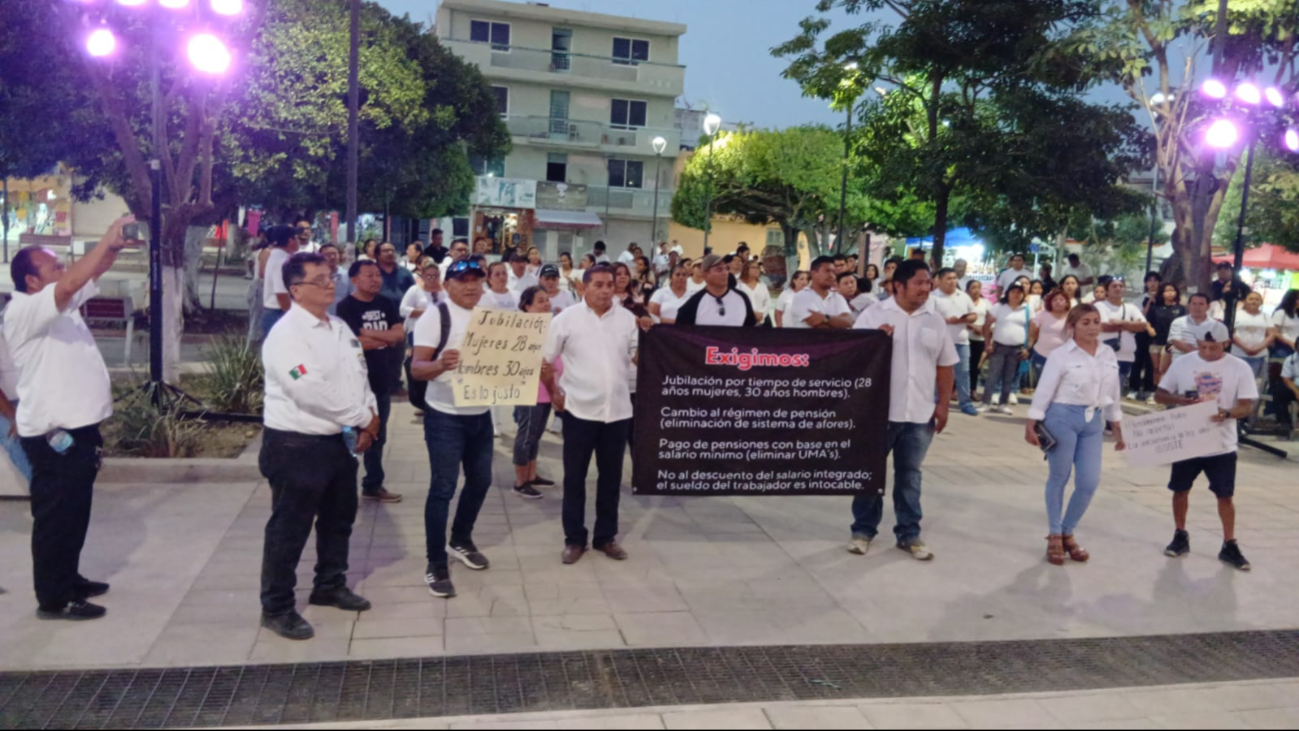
[409,259,494,599]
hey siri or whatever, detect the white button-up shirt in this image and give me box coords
[854,297,959,424]
[1028,339,1123,423]
[1168,315,1217,360]
[543,301,638,424]
[263,303,377,435]
[787,288,851,329]
[931,288,976,345]
[1096,300,1147,363]
[4,282,113,437]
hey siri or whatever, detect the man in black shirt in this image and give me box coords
[336,261,405,503]
[675,254,757,327]
[424,229,448,264]
[1210,262,1251,305]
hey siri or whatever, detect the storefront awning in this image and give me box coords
[533,209,603,229]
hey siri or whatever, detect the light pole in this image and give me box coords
[346,0,360,250]
[650,135,667,242]
[701,113,722,252]
[837,63,859,254]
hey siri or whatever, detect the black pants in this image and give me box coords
[968,340,986,395]
[1272,381,1298,429]
[1130,332,1155,394]
[561,414,630,549]
[22,424,103,610]
[362,390,391,492]
[259,428,358,616]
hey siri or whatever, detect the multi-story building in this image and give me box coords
[435,0,685,259]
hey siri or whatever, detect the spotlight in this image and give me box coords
[1205,119,1239,149]
[1285,128,1299,153]
[186,33,232,75]
[86,28,116,57]
[211,0,243,15]
[1202,79,1228,99]
[1235,83,1261,105]
[1265,87,1285,108]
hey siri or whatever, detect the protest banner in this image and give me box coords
[633,325,892,496]
[451,308,551,407]
[1123,400,1224,469]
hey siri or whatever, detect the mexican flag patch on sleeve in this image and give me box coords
[289,364,308,380]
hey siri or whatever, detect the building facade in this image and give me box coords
[435,0,685,259]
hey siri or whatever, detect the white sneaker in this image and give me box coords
[847,536,872,556]
[991,394,1002,405]
[899,542,934,561]
[975,404,991,413]
[996,406,1014,415]
[1009,394,1020,405]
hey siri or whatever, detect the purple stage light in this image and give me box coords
[160,0,191,8]
[211,0,243,15]
[86,28,116,57]
[1235,83,1261,105]
[187,33,231,74]
[1265,87,1285,108]
[1202,79,1228,99]
[1205,119,1239,149]
[1285,129,1299,153]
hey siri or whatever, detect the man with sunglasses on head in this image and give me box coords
[673,254,757,327]
[259,252,379,641]
[293,217,320,253]
[410,259,496,599]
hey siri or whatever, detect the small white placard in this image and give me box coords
[1123,400,1224,469]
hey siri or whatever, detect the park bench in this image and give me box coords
[79,296,136,367]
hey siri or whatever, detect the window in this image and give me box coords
[491,86,509,117]
[607,158,643,189]
[546,153,567,183]
[469,153,505,178]
[452,217,470,238]
[470,20,510,51]
[610,99,647,129]
[612,37,649,65]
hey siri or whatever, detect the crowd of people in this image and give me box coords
[1,218,1293,641]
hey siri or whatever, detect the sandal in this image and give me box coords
[1061,535,1090,563]
[1046,535,1065,566]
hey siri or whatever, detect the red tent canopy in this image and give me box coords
[1212,244,1299,271]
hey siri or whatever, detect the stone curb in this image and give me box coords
[98,431,262,485]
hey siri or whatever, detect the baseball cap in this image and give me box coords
[445,259,486,281]
[540,264,560,278]
[701,254,730,271]
[1196,321,1231,344]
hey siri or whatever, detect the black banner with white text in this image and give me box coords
[633,326,892,496]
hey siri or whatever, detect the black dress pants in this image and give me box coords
[259,428,358,616]
[22,424,103,610]
[561,414,630,549]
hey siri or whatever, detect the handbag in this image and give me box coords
[1033,421,1059,459]
[1102,304,1125,351]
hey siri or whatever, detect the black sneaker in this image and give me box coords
[261,611,315,641]
[74,577,110,600]
[426,564,456,598]
[1219,541,1252,572]
[530,476,556,487]
[308,587,372,612]
[1165,530,1190,558]
[449,542,489,571]
[37,600,106,622]
[513,483,543,500]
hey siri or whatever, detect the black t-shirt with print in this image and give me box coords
[336,294,401,395]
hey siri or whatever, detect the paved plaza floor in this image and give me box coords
[1,402,1296,675]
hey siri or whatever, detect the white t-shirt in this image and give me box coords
[1232,310,1271,357]
[989,302,1032,347]
[686,278,707,294]
[508,270,539,294]
[737,281,771,323]
[262,247,292,310]
[411,302,489,417]
[1095,300,1148,363]
[1273,309,1299,347]
[786,288,851,329]
[848,293,875,315]
[651,287,691,323]
[931,289,976,345]
[1062,262,1094,283]
[480,289,519,311]
[996,267,1031,294]
[693,289,751,327]
[1158,353,1259,456]
[400,286,445,334]
[0,322,19,398]
[4,282,113,437]
[775,288,798,326]
[968,298,992,342]
[547,289,576,313]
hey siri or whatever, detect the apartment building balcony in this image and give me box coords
[586,185,674,219]
[503,115,680,157]
[443,38,684,97]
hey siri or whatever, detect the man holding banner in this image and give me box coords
[1154,320,1257,572]
[543,265,639,566]
[849,260,957,562]
[410,259,494,599]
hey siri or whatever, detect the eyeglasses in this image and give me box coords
[293,277,336,289]
[447,260,484,276]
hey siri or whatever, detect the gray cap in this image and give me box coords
[1197,320,1231,344]
[701,254,729,271]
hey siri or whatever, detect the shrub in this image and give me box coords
[206,335,264,415]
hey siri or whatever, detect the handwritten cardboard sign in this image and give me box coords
[1123,401,1224,469]
[452,308,551,407]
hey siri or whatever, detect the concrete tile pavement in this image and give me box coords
[1,401,1297,671]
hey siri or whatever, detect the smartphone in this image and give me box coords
[122,221,147,243]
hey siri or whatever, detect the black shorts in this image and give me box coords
[1168,452,1237,499]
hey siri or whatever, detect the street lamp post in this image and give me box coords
[701,113,721,252]
[837,63,858,254]
[650,135,668,242]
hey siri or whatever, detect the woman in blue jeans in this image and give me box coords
[1026,304,1126,566]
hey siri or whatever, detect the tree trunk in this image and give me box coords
[931,186,951,269]
[182,225,207,314]
[162,265,184,385]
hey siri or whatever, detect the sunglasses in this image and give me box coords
[447,260,485,276]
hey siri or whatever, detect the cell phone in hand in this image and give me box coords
[122,222,147,243]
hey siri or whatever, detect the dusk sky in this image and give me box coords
[375,0,857,130]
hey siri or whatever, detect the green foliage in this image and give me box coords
[1214,151,1299,253]
[205,335,265,415]
[109,386,206,459]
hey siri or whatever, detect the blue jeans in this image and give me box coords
[361,390,391,492]
[953,343,972,408]
[850,421,934,544]
[261,308,285,339]
[1117,360,1133,385]
[423,409,495,568]
[0,408,32,483]
[1043,404,1104,535]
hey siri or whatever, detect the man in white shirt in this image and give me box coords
[1169,293,1217,361]
[933,267,980,416]
[410,259,496,600]
[593,241,611,264]
[539,264,575,313]
[850,259,958,562]
[542,264,639,566]
[674,255,757,327]
[1061,253,1095,288]
[617,242,640,265]
[293,217,321,254]
[1095,278,1149,385]
[438,238,471,280]
[506,250,539,294]
[260,225,300,338]
[996,253,1031,294]
[954,259,974,292]
[652,242,671,278]
[5,217,132,621]
[788,256,854,330]
[1274,351,1299,438]
[1155,321,1258,572]
[260,252,380,640]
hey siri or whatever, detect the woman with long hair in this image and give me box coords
[1272,289,1299,358]
[358,238,377,262]
[1028,280,1046,313]
[525,246,543,277]
[1029,288,1073,384]
[634,255,657,300]
[966,279,992,401]
[558,251,577,293]
[775,270,810,328]
[1026,304,1126,566]
[737,259,772,325]
[650,263,692,324]
[1059,274,1082,307]
[511,286,556,501]
[981,283,1033,415]
[865,263,881,291]
[1149,283,1186,397]
[686,260,707,293]
[613,262,647,312]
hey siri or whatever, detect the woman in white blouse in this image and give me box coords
[737,259,772,325]
[649,264,691,324]
[774,270,810,328]
[966,279,992,401]
[980,283,1033,415]
[481,261,519,310]
[1026,304,1126,566]
[399,260,445,335]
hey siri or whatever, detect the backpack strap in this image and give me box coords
[430,301,452,360]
